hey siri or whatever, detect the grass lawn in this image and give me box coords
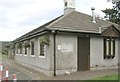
[90,73,119,80]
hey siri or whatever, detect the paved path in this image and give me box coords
[51,69,118,80]
[2,59,33,81]
[2,56,50,80]
[2,56,118,80]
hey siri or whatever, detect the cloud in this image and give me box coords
[0,0,114,41]
[76,0,113,16]
[0,0,64,41]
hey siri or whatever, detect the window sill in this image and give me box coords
[19,54,22,56]
[104,55,115,59]
[30,55,35,57]
[24,55,27,56]
[16,54,18,55]
[38,56,46,58]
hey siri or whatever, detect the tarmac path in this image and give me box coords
[2,59,33,81]
[1,55,118,81]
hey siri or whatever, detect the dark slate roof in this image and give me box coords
[13,11,120,42]
[46,11,120,33]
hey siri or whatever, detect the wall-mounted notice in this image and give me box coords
[58,45,62,50]
[61,43,73,52]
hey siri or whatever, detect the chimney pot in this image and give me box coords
[91,7,96,23]
[91,7,95,10]
[64,0,75,15]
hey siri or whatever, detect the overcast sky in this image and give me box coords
[0,0,113,41]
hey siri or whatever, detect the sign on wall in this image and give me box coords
[61,43,73,52]
[58,45,62,50]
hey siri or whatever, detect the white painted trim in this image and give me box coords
[38,55,46,58]
[24,55,27,56]
[30,55,35,57]
[38,38,40,58]
[19,54,22,56]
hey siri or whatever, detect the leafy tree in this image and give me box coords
[102,8,120,25]
[103,0,120,24]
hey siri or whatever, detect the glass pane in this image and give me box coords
[40,44,44,56]
[106,40,109,55]
[40,44,46,56]
[27,48,29,54]
[31,41,34,55]
[44,45,46,55]
[25,47,27,54]
[20,47,22,54]
[111,40,114,55]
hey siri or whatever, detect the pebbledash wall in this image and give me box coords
[15,34,52,76]
[53,34,77,75]
[118,39,120,65]
[15,33,119,76]
[15,33,78,76]
[90,37,118,70]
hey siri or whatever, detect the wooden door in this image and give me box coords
[77,37,90,71]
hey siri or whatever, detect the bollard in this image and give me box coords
[0,64,3,82]
[13,74,17,82]
[5,67,9,82]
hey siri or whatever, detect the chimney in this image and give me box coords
[91,7,96,23]
[64,0,75,15]
[99,27,102,33]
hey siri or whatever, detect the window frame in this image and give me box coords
[30,41,35,57]
[16,46,18,55]
[20,46,22,55]
[65,1,68,7]
[103,37,115,59]
[25,46,27,54]
[24,46,28,56]
[38,39,46,58]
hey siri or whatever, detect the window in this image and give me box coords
[40,44,46,57]
[16,48,18,54]
[31,41,34,55]
[38,38,46,58]
[17,42,22,55]
[24,41,30,55]
[65,2,67,7]
[25,47,27,54]
[104,38,115,59]
[38,35,48,58]
[20,47,22,54]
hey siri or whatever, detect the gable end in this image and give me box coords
[102,25,120,38]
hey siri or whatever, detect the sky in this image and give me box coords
[0,0,114,41]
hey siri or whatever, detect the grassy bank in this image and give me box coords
[90,73,119,80]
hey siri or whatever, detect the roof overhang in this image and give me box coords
[47,27,100,34]
[101,25,120,37]
[13,30,49,43]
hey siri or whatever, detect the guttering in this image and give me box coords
[47,27,101,34]
[46,28,101,37]
[13,30,49,43]
[52,30,57,76]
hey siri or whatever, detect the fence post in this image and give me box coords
[5,67,9,82]
[13,74,17,82]
[0,64,3,82]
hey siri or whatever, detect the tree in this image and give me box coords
[102,8,120,25]
[101,1,120,24]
